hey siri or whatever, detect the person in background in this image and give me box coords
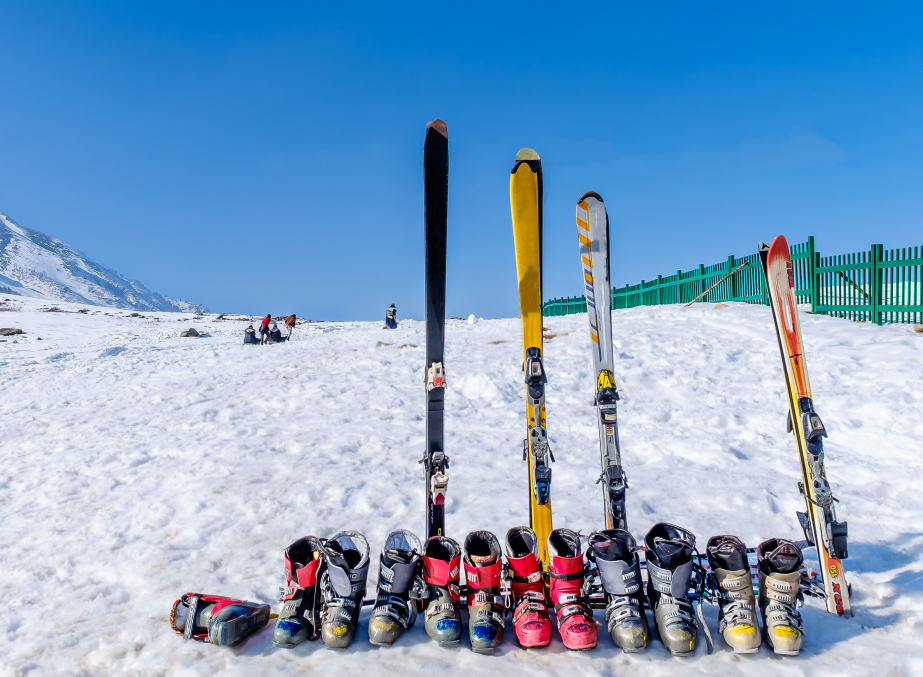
[385,303,397,329]
[284,314,296,341]
[268,323,283,343]
[243,324,260,345]
[259,314,272,344]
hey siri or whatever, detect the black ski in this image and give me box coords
[422,119,449,539]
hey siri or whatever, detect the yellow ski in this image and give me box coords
[510,149,553,566]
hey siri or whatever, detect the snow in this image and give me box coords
[1,296,922,676]
[0,211,207,313]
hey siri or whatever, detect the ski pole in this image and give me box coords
[684,261,748,307]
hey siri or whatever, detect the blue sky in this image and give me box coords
[1,2,920,319]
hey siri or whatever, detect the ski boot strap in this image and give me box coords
[464,560,503,589]
[378,553,421,594]
[554,593,591,620]
[373,594,415,628]
[647,560,693,599]
[595,557,641,596]
[422,555,460,587]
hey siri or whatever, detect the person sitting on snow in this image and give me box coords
[268,323,284,343]
[385,303,398,329]
[243,325,260,345]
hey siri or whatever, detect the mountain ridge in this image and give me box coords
[0,211,207,313]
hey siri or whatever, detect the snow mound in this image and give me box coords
[0,211,207,312]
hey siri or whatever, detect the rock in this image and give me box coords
[468,314,477,324]
[713,303,729,310]
[129,312,139,317]
[180,328,200,337]
[914,324,923,334]
[0,328,23,336]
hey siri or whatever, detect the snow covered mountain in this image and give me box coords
[0,211,207,312]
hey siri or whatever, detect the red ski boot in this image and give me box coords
[548,529,598,650]
[504,526,551,648]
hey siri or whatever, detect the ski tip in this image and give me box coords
[758,241,771,252]
[515,148,540,162]
[427,119,448,138]
[578,191,603,204]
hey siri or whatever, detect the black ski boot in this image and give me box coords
[422,535,463,646]
[319,531,370,649]
[587,529,649,652]
[368,529,426,646]
[273,536,325,648]
[644,523,699,656]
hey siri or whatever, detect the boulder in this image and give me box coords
[0,328,23,336]
[180,328,200,337]
[914,324,923,334]
[713,303,729,310]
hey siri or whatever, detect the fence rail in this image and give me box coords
[542,236,923,325]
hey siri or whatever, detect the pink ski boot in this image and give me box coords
[505,526,551,648]
[548,529,598,650]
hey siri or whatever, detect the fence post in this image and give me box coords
[699,264,705,302]
[727,255,735,301]
[871,243,883,325]
[657,275,662,305]
[807,236,818,313]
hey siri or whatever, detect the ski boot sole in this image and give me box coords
[436,640,461,647]
[734,648,760,655]
[213,608,270,646]
[471,647,497,655]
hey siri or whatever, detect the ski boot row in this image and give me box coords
[588,523,807,657]
[171,525,805,657]
[706,534,806,656]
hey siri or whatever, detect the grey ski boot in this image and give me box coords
[273,536,325,648]
[319,531,370,649]
[644,523,699,657]
[705,535,761,654]
[170,593,270,647]
[368,529,426,646]
[422,535,463,646]
[757,538,804,656]
[587,529,649,653]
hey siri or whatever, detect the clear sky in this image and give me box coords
[1,2,920,319]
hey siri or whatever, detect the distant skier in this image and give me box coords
[259,314,272,344]
[284,314,296,341]
[385,304,398,329]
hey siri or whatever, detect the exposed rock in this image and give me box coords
[0,327,23,336]
[714,303,729,309]
[914,324,923,334]
[180,328,200,338]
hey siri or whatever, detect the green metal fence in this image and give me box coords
[543,236,923,325]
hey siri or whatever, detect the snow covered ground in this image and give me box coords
[1,296,922,676]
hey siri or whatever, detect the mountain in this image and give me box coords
[0,211,207,313]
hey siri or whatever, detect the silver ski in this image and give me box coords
[576,192,628,530]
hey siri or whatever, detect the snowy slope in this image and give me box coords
[0,211,206,312]
[0,298,922,676]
